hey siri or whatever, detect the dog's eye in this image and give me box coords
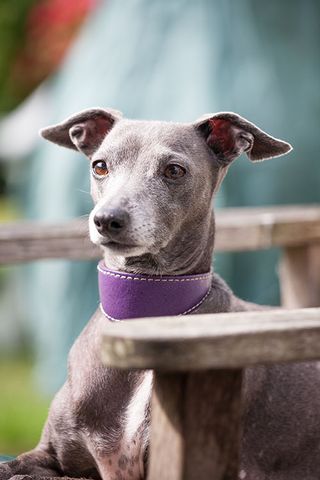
[164,164,186,180]
[92,160,108,177]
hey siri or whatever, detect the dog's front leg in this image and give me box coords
[0,449,75,480]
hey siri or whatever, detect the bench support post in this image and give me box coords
[148,369,243,480]
[280,244,320,307]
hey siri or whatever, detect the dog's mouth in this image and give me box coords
[101,240,135,249]
[100,239,145,253]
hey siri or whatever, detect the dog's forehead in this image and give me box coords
[99,119,199,155]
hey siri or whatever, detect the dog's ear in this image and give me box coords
[40,107,122,157]
[194,112,292,165]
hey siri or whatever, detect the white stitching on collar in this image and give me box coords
[97,265,212,283]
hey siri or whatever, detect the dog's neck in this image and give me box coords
[102,211,215,276]
[98,262,213,321]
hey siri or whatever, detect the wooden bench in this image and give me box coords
[101,308,320,480]
[1,204,320,479]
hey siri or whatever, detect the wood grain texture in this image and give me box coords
[280,244,320,308]
[1,205,320,264]
[216,204,320,251]
[148,370,242,480]
[101,308,320,370]
[0,218,100,264]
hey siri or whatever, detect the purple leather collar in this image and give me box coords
[98,261,212,321]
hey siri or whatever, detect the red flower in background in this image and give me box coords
[10,0,97,102]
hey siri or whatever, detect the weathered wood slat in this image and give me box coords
[101,308,320,370]
[148,370,242,480]
[216,204,320,251]
[0,218,100,264]
[0,205,320,264]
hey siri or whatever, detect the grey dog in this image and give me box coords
[2,108,320,480]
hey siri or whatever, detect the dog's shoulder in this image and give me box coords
[195,273,269,315]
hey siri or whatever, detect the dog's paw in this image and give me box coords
[0,464,14,480]
[10,476,33,480]
[10,477,88,480]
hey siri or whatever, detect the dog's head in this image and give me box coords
[41,108,291,273]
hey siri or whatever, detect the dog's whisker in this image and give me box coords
[76,188,91,195]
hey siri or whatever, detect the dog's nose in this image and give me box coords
[94,208,129,236]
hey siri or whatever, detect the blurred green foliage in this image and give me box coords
[0,0,95,114]
[0,0,38,114]
[0,357,50,455]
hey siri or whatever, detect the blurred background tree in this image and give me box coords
[0,0,97,455]
[0,0,96,113]
[0,0,38,114]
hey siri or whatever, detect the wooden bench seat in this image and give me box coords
[101,307,320,370]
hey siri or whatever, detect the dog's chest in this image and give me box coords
[67,324,153,479]
[124,370,153,443]
[97,371,153,480]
